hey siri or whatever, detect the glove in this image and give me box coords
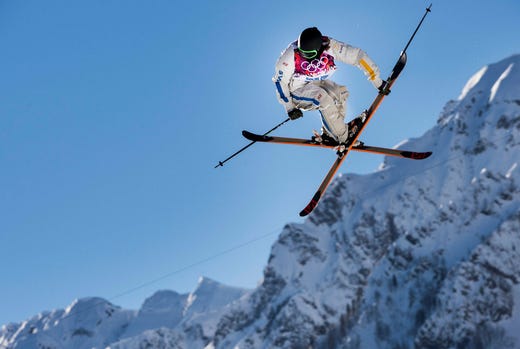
[288,108,303,120]
[378,79,391,95]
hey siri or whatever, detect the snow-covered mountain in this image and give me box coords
[0,277,248,349]
[2,54,520,349]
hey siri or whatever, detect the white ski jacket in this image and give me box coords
[273,37,382,112]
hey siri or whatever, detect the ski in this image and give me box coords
[297,52,408,216]
[241,131,432,160]
[354,144,431,160]
[299,152,347,217]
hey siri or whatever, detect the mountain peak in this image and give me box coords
[379,54,520,178]
[195,276,220,290]
[458,53,520,103]
[184,277,248,317]
[139,290,186,314]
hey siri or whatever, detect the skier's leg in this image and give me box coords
[320,80,368,143]
[320,80,349,119]
[291,83,349,143]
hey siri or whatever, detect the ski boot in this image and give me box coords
[346,110,367,143]
[312,128,337,145]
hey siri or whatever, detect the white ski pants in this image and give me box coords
[291,80,349,142]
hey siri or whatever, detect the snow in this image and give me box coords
[490,63,514,102]
[458,55,520,106]
[392,138,410,150]
[506,163,517,178]
[458,65,487,100]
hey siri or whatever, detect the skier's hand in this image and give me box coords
[378,79,391,95]
[288,109,303,120]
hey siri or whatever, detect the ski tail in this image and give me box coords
[389,52,407,82]
[355,145,432,160]
[241,131,273,142]
[401,150,432,160]
[299,153,346,217]
[242,130,319,146]
[300,191,322,217]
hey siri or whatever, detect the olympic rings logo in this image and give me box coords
[301,56,330,73]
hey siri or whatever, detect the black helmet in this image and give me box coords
[298,27,323,59]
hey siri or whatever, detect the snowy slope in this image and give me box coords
[2,54,520,349]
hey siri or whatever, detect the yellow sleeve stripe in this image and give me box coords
[359,59,376,81]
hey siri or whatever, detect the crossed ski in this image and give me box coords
[241,131,432,160]
[219,5,433,217]
[244,51,432,217]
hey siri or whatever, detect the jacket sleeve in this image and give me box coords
[272,45,297,112]
[329,38,383,89]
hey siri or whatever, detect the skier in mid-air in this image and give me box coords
[217,9,431,216]
[273,27,387,144]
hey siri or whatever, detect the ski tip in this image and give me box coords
[242,130,274,142]
[242,130,257,141]
[400,150,432,160]
[299,209,311,217]
[299,191,322,217]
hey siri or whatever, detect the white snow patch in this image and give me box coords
[490,63,514,102]
[393,139,410,149]
[506,163,518,178]
[458,66,488,100]
[64,300,77,315]
[439,112,459,126]
[185,293,197,311]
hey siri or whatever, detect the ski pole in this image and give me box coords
[214,117,291,168]
[401,4,432,56]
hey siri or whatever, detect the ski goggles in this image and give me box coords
[298,48,318,59]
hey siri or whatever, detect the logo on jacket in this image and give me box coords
[294,51,335,77]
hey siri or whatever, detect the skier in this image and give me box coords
[273,27,387,144]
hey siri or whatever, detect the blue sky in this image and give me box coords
[1,0,518,326]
